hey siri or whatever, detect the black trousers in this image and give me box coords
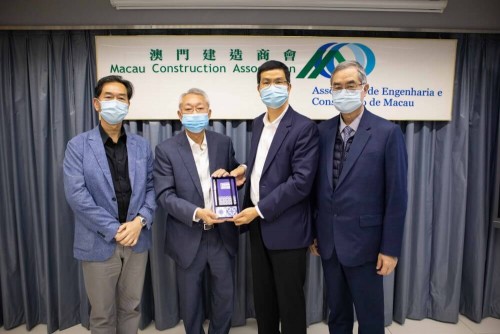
[249,220,307,334]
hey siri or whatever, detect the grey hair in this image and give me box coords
[330,60,367,85]
[178,88,210,108]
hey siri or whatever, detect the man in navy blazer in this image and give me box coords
[64,75,156,334]
[310,61,408,334]
[232,60,319,334]
[154,88,243,334]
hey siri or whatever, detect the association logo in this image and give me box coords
[297,43,376,79]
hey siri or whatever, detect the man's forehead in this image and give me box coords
[182,94,207,104]
[102,82,127,94]
[332,67,358,81]
[261,69,286,78]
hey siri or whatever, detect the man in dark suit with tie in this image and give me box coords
[310,61,408,334]
[154,88,244,334]
[232,60,319,334]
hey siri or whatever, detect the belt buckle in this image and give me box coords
[203,223,214,231]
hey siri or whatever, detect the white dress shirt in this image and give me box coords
[186,132,212,221]
[250,106,288,218]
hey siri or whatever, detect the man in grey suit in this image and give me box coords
[64,75,156,334]
[153,88,243,334]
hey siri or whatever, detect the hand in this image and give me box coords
[376,253,398,276]
[309,238,320,256]
[230,165,246,187]
[115,218,143,247]
[231,207,259,226]
[211,168,229,178]
[195,208,225,225]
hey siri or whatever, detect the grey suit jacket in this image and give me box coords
[153,130,240,269]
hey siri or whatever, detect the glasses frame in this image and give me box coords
[259,80,289,89]
[330,83,365,92]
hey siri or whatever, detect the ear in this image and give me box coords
[177,110,183,121]
[208,109,212,119]
[362,84,370,98]
[93,98,101,112]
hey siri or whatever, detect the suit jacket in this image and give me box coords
[314,109,408,267]
[63,126,156,262]
[153,130,240,269]
[243,106,319,250]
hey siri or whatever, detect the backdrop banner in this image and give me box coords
[96,35,457,120]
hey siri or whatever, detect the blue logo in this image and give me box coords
[297,43,376,79]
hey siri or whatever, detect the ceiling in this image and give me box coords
[0,0,499,32]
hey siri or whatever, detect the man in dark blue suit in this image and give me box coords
[310,61,408,334]
[154,88,243,334]
[232,60,319,334]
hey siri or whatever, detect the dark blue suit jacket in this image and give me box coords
[313,109,408,267]
[243,106,319,250]
[153,130,240,269]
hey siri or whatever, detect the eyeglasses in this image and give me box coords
[331,83,364,92]
[259,79,288,88]
[181,107,208,114]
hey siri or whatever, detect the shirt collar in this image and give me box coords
[99,123,126,144]
[263,104,288,127]
[339,108,364,133]
[186,131,207,151]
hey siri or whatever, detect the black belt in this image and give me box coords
[198,222,215,230]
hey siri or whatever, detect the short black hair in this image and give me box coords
[257,60,291,84]
[94,75,134,100]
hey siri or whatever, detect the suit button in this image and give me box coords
[112,197,116,201]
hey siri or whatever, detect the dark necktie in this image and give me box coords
[342,126,354,147]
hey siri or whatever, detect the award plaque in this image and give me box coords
[212,176,240,218]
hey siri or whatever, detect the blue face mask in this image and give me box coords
[99,100,129,124]
[260,85,289,109]
[182,113,209,133]
[331,88,363,114]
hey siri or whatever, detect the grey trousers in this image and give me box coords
[82,245,148,334]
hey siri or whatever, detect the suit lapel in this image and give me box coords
[326,117,339,190]
[247,115,264,174]
[126,133,137,191]
[206,131,217,174]
[176,132,204,198]
[335,111,372,190]
[261,107,292,176]
[88,126,114,191]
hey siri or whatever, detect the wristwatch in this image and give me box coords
[138,215,147,228]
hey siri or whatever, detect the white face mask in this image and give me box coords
[99,99,129,124]
[260,85,289,109]
[331,87,364,114]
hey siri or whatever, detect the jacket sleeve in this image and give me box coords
[153,143,199,226]
[137,140,157,229]
[380,124,408,257]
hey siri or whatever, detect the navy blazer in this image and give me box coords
[153,130,240,269]
[313,109,408,267]
[243,106,319,250]
[63,126,156,261]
